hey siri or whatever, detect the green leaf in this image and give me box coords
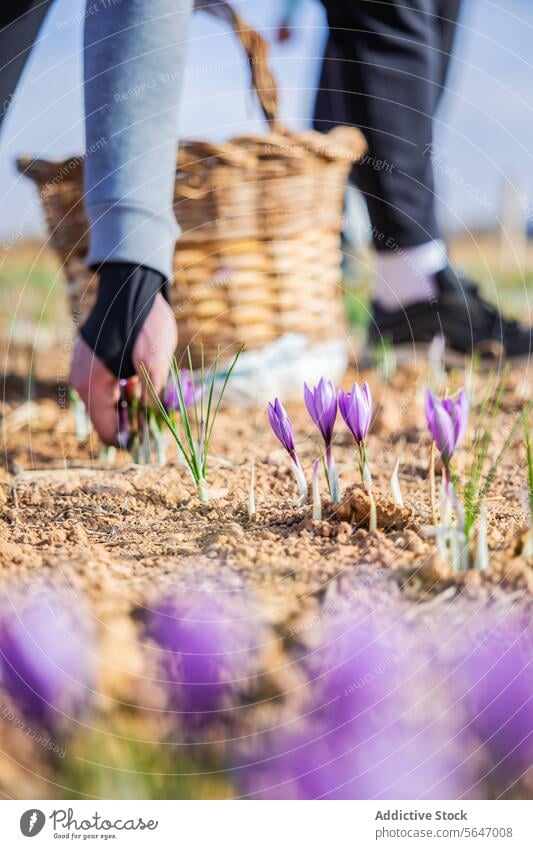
[139,363,199,483]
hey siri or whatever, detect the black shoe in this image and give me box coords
[368,264,532,363]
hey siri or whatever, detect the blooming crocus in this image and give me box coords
[238,608,473,799]
[425,389,469,471]
[0,589,94,734]
[142,586,261,730]
[448,612,533,789]
[304,379,340,501]
[338,382,373,489]
[268,398,307,504]
[165,369,200,412]
[304,379,337,449]
[338,382,372,444]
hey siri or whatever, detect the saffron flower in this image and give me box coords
[425,389,469,564]
[338,383,374,505]
[238,609,473,799]
[425,389,469,470]
[338,382,372,444]
[463,619,533,783]
[165,369,200,412]
[142,585,261,729]
[0,589,94,734]
[304,379,337,448]
[268,398,307,504]
[304,379,340,501]
[443,611,533,790]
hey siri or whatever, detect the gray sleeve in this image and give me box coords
[83,0,193,280]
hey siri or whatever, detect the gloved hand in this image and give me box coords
[69,264,177,445]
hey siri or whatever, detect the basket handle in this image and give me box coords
[196,0,279,129]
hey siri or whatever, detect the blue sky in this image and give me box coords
[1,0,532,242]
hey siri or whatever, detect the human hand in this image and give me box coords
[69,293,177,445]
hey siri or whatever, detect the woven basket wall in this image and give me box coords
[17,1,366,366]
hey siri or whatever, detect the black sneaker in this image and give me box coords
[368,264,532,364]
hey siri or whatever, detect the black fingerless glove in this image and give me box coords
[80,263,167,378]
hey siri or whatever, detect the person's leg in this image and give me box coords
[317,0,448,260]
[435,0,462,99]
[71,0,193,444]
[315,0,531,359]
[0,1,54,134]
[371,0,462,310]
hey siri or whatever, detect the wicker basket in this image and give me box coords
[17,1,366,366]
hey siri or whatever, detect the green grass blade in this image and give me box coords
[526,423,533,521]
[186,346,201,445]
[171,357,201,479]
[463,371,508,536]
[478,408,527,505]
[200,344,205,441]
[139,363,199,483]
[203,345,244,469]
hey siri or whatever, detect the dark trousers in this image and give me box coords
[315,0,462,251]
[0,2,54,133]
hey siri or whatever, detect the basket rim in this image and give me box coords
[16,125,366,187]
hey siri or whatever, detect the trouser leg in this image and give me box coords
[315,0,462,252]
[83,0,193,281]
[435,0,461,98]
[0,1,54,134]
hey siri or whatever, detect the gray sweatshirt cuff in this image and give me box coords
[86,202,179,282]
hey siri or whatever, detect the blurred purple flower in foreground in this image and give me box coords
[457,615,533,785]
[0,589,94,733]
[238,608,473,800]
[165,369,201,412]
[425,389,469,468]
[143,586,261,727]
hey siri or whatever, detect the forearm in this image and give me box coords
[83,0,193,281]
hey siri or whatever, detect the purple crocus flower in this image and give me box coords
[456,615,533,785]
[425,389,469,467]
[165,369,200,412]
[0,589,94,733]
[143,586,261,729]
[338,382,373,444]
[268,398,297,462]
[304,379,337,452]
[268,398,308,503]
[304,380,340,501]
[239,609,473,799]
